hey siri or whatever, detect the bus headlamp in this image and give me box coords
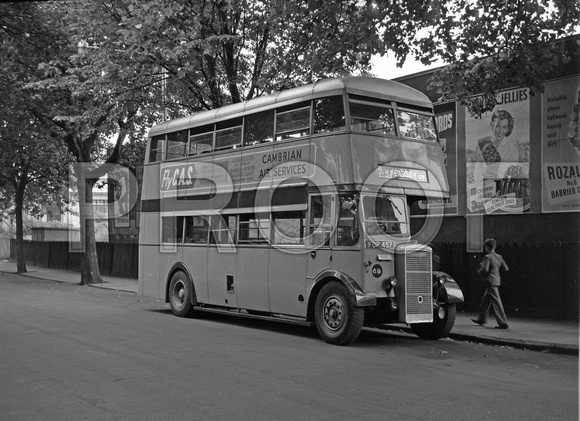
[435,273,452,285]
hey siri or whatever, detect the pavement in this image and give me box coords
[1,260,578,356]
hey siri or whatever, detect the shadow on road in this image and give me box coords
[145,306,425,346]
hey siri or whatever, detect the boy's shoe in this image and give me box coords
[494,324,509,329]
[471,318,485,326]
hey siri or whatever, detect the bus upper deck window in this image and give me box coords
[189,124,214,155]
[396,110,438,141]
[349,101,396,135]
[215,118,242,151]
[314,96,346,134]
[149,135,165,163]
[275,101,311,141]
[166,130,188,160]
[244,110,274,146]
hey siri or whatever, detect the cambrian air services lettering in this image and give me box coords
[259,149,304,178]
[261,149,303,164]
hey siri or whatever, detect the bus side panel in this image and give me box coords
[183,246,209,303]
[158,247,184,300]
[236,247,270,312]
[139,212,163,299]
[311,135,353,185]
[207,247,236,308]
[268,248,307,317]
[331,249,365,291]
[138,244,161,299]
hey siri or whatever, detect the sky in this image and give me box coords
[370,54,444,80]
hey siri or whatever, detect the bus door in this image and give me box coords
[306,194,334,292]
[330,193,363,283]
[268,210,308,317]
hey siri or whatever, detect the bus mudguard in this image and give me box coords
[312,269,377,307]
[432,271,464,304]
[166,262,198,305]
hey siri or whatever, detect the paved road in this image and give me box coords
[1,273,577,420]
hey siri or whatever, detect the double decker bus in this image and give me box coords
[139,76,464,345]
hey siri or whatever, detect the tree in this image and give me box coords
[15,0,158,285]
[377,0,580,115]
[24,0,386,284]
[0,2,71,273]
[67,0,387,114]
[4,0,579,284]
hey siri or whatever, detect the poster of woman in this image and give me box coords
[465,87,531,214]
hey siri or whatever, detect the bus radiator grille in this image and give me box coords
[405,251,433,316]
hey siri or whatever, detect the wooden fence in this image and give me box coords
[11,240,138,279]
[434,241,579,322]
[10,240,579,321]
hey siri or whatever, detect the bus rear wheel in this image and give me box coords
[411,303,456,340]
[314,281,364,345]
[168,271,195,317]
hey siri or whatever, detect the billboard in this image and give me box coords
[465,88,531,214]
[541,76,580,213]
[412,101,459,216]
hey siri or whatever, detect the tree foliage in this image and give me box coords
[64,0,389,115]
[379,0,580,114]
[1,0,579,280]
[0,2,72,272]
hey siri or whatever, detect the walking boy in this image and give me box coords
[472,238,509,329]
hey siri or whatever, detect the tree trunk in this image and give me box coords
[14,181,27,274]
[79,177,104,285]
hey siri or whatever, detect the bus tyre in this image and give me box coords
[411,303,456,340]
[168,271,195,317]
[315,281,364,345]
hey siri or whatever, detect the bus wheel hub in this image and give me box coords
[324,298,343,329]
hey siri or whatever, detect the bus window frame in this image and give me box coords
[166,130,189,160]
[161,215,184,244]
[313,95,347,135]
[238,212,270,245]
[348,96,397,136]
[184,215,211,245]
[361,194,409,237]
[243,109,275,146]
[335,193,360,248]
[209,214,238,245]
[275,101,312,141]
[215,117,243,152]
[394,105,439,142]
[271,210,307,246]
[307,193,334,248]
[149,135,166,163]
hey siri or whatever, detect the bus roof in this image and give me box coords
[148,76,432,138]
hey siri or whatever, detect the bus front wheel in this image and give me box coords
[168,271,195,317]
[314,281,364,345]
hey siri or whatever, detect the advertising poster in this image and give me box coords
[465,87,531,214]
[112,168,131,228]
[413,101,458,216]
[541,76,580,212]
